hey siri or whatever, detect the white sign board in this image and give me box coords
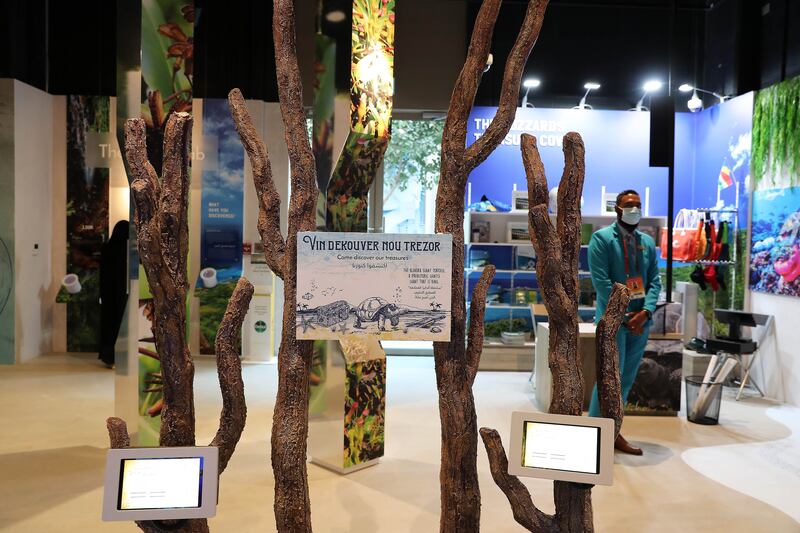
[507,411,614,486]
[296,232,452,341]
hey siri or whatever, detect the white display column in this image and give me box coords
[240,100,290,362]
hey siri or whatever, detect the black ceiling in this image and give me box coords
[1,0,798,109]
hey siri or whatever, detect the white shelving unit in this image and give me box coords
[463,209,668,335]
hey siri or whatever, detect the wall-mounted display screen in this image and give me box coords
[508,411,614,485]
[521,422,600,475]
[102,446,218,521]
[118,457,204,510]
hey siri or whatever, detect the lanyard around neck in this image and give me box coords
[620,232,638,277]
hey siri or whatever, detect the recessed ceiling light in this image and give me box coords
[325,10,346,23]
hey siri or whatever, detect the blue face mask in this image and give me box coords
[620,206,641,225]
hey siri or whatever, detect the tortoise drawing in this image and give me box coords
[353,297,407,331]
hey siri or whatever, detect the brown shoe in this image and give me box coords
[614,434,643,456]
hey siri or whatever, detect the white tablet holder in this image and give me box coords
[507,411,615,486]
[102,446,219,522]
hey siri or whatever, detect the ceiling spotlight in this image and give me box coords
[325,9,346,23]
[643,80,663,93]
[575,82,601,110]
[630,79,663,111]
[521,78,541,108]
[678,82,728,105]
[687,92,703,113]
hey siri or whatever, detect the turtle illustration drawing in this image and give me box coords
[353,297,407,331]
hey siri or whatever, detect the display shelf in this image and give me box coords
[695,208,738,213]
[463,209,650,348]
[694,260,736,266]
[484,303,534,309]
[467,210,666,225]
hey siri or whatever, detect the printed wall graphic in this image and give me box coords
[309,340,328,416]
[325,0,395,231]
[671,93,752,332]
[326,134,389,231]
[139,0,194,172]
[626,303,685,415]
[344,357,386,467]
[313,34,336,227]
[340,337,386,468]
[466,107,670,215]
[296,232,452,341]
[60,95,111,352]
[749,76,800,298]
[750,187,800,296]
[137,0,194,445]
[0,80,13,363]
[196,98,244,354]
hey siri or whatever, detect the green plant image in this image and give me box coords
[138,352,163,444]
[343,359,386,468]
[484,317,530,338]
[140,0,194,171]
[196,281,237,355]
[326,133,389,231]
[753,76,800,187]
[309,340,328,416]
[382,120,444,205]
[350,0,395,138]
[65,95,110,352]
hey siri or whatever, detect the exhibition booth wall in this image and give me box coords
[1,75,799,407]
[0,80,314,365]
[465,90,799,406]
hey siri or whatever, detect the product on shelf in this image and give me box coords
[507,221,530,243]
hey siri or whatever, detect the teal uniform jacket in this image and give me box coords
[588,221,661,324]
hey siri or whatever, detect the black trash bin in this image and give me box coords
[685,375,723,425]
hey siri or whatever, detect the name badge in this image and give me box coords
[626,276,646,300]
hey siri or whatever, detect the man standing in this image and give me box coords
[588,189,661,455]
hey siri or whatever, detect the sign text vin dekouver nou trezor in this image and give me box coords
[296,232,453,341]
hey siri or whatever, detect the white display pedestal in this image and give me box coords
[241,256,274,363]
[532,322,597,412]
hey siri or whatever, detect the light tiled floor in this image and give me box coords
[0,354,798,532]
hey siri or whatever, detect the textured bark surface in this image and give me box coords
[227,3,317,529]
[211,278,255,472]
[433,1,549,530]
[107,114,253,533]
[479,133,630,532]
[127,114,195,448]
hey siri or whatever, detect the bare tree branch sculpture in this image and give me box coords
[433,0,548,530]
[106,114,254,533]
[479,133,631,532]
[226,2,318,529]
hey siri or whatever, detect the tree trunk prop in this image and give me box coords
[479,133,631,532]
[432,1,549,530]
[106,114,254,533]
[225,2,318,530]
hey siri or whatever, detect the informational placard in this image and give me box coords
[102,446,218,522]
[508,411,614,486]
[296,232,452,341]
